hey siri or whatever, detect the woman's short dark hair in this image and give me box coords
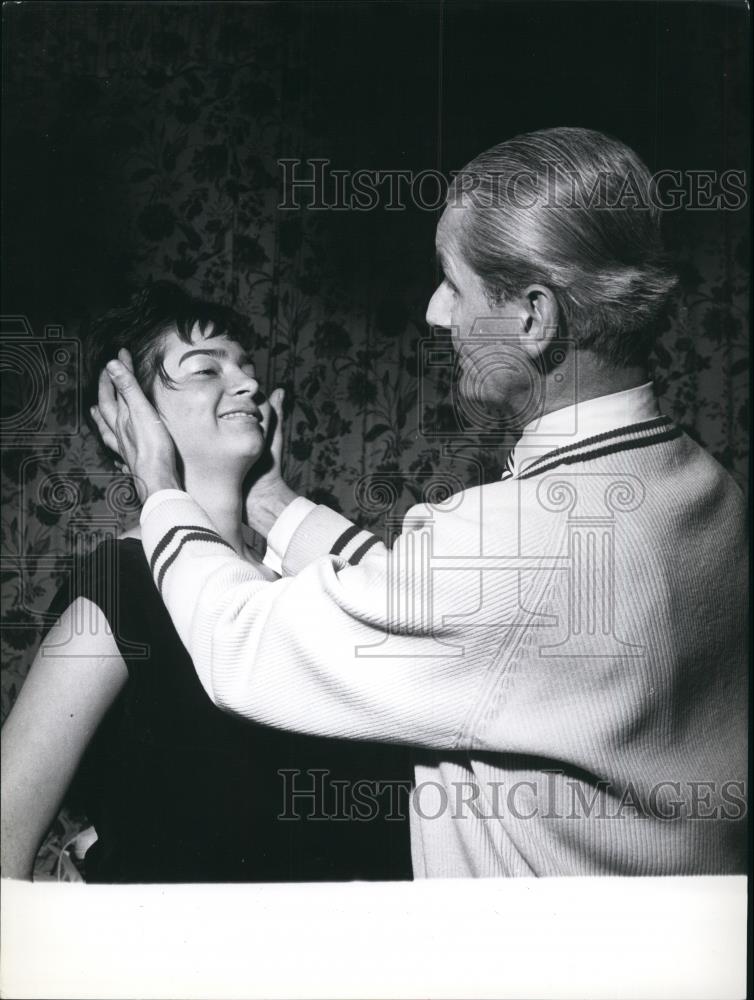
[447,127,678,367]
[82,281,254,418]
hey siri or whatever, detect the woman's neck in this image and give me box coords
[181,466,248,556]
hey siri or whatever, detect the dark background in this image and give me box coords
[2,2,750,322]
[1,2,749,879]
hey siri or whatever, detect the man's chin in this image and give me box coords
[451,384,516,437]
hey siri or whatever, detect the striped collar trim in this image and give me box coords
[516,416,681,480]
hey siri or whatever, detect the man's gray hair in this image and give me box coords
[448,127,678,367]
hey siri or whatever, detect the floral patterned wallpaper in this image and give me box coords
[1,5,749,876]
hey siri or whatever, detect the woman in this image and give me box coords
[1,282,411,882]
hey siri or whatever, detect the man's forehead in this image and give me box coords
[435,209,451,244]
[435,207,461,252]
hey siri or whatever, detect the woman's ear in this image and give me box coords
[519,284,560,359]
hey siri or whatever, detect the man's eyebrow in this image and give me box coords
[435,249,458,285]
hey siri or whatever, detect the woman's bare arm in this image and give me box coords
[1,598,128,880]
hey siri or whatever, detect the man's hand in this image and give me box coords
[91,349,180,503]
[244,386,298,537]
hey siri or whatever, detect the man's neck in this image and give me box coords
[540,357,649,422]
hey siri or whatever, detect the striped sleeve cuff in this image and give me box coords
[140,490,233,593]
[283,504,381,576]
[263,496,316,575]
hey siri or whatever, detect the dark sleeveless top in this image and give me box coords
[51,539,412,883]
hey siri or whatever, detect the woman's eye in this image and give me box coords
[194,369,217,377]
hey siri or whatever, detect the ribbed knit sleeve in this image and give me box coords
[139,488,538,748]
[283,504,387,575]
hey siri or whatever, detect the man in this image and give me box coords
[95,127,747,877]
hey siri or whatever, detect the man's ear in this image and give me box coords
[518,285,560,359]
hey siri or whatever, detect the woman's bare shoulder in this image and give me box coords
[118,524,142,541]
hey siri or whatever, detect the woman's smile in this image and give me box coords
[218,407,262,423]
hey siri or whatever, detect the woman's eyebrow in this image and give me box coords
[178,347,255,368]
[178,347,227,366]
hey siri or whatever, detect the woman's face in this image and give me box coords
[151,322,265,478]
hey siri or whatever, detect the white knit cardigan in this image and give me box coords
[140,416,748,876]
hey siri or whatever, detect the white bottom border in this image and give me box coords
[0,875,747,999]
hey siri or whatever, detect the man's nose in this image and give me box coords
[425,283,451,329]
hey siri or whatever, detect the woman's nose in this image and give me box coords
[426,283,451,329]
[229,370,259,396]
